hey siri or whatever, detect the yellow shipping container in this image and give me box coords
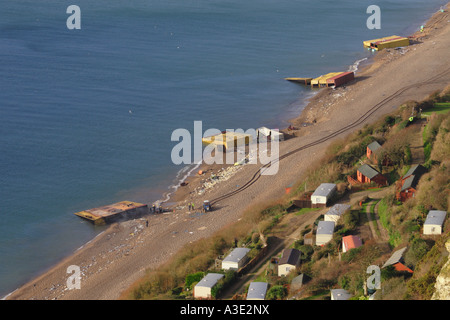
[202,131,252,151]
[372,36,409,50]
[311,72,343,87]
[363,35,409,51]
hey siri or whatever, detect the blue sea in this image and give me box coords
[0,0,445,297]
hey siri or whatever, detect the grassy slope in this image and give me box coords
[123,90,450,300]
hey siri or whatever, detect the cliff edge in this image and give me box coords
[432,239,450,300]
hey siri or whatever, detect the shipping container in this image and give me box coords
[370,35,410,51]
[326,71,355,87]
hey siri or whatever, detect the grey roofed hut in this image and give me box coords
[324,203,351,223]
[194,273,224,299]
[278,248,301,276]
[221,247,251,270]
[246,282,268,300]
[291,274,309,291]
[358,163,381,180]
[367,141,382,153]
[402,164,426,180]
[423,210,447,235]
[311,183,337,205]
[401,174,421,191]
[316,220,335,245]
[382,247,408,268]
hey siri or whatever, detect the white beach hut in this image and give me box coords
[423,210,447,235]
[221,247,251,271]
[324,204,351,223]
[194,273,224,299]
[316,221,335,246]
[246,282,268,300]
[311,183,337,207]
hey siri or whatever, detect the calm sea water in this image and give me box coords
[0,0,445,297]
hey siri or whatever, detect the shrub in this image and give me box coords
[185,272,204,290]
[343,210,359,230]
[375,276,408,300]
[211,270,236,299]
[266,285,288,300]
[342,247,363,263]
[296,244,314,262]
[404,237,429,269]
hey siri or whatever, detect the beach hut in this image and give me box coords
[366,141,382,160]
[357,163,387,186]
[324,204,351,223]
[316,221,335,246]
[382,247,413,274]
[366,140,390,165]
[246,282,268,300]
[396,164,426,202]
[423,210,447,235]
[342,235,363,253]
[291,274,308,291]
[221,247,251,271]
[330,289,351,300]
[278,248,301,277]
[311,183,337,207]
[194,273,224,299]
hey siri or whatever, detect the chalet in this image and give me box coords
[221,247,251,271]
[402,164,427,181]
[396,164,426,202]
[246,282,268,300]
[366,141,382,160]
[324,204,351,223]
[311,183,337,207]
[316,221,335,246]
[342,235,363,253]
[194,273,224,299]
[278,248,301,276]
[366,140,390,165]
[357,163,387,186]
[382,247,413,274]
[291,274,308,291]
[423,210,447,235]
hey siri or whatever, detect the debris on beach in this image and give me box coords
[196,165,244,195]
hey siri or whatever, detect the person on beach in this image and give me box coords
[188,203,192,211]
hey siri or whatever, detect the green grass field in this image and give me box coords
[422,102,450,116]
